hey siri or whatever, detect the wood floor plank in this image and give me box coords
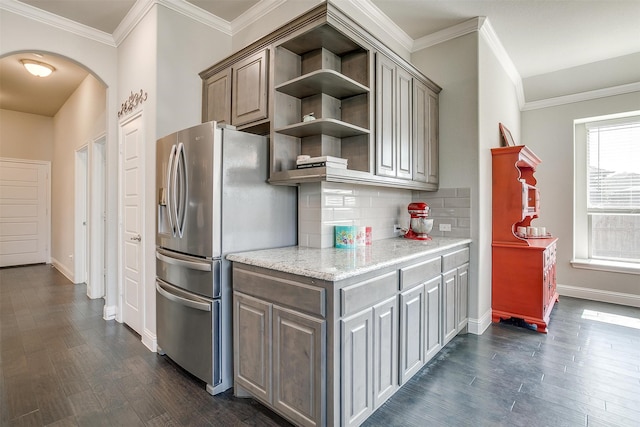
[2,264,639,427]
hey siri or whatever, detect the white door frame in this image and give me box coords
[88,134,107,299]
[117,110,145,330]
[74,145,89,284]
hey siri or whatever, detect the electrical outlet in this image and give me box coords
[439,223,452,232]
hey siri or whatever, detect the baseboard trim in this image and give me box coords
[50,257,74,283]
[142,329,157,352]
[557,283,640,308]
[103,305,117,320]
[467,308,492,335]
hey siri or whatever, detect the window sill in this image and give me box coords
[571,259,640,275]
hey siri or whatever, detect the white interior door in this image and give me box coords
[75,146,88,284]
[0,159,50,267]
[120,114,144,335]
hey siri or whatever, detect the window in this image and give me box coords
[574,113,640,272]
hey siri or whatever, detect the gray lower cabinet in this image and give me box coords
[341,308,373,427]
[398,283,424,384]
[231,242,469,427]
[424,275,443,360]
[273,306,326,427]
[234,292,272,403]
[341,294,397,427]
[442,247,471,345]
[234,290,326,427]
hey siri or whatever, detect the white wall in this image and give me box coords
[0,9,119,313]
[0,109,54,161]
[522,91,640,301]
[116,3,233,347]
[411,33,488,330]
[51,75,106,279]
[477,33,521,326]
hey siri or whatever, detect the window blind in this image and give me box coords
[586,119,640,212]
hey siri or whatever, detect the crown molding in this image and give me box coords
[157,0,231,35]
[412,16,526,109]
[522,82,640,111]
[231,0,286,34]
[478,17,525,108]
[412,16,484,52]
[0,0,116,46]
[344,0,413,52]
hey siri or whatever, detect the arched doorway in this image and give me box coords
[0,51,108,300]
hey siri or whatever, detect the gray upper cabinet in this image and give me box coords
[201,48,270,134]
[413,79,439,186]
[203,68,231,125]
[200,2,441,191]
[232,49,269,127]
[375,54,413,181]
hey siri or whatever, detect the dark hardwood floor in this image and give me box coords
[1,264,639,426]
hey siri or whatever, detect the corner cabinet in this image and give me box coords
[491,145,558,333]
[231,241,470,427]
[200,2,441,191]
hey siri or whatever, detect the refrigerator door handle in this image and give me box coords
[156,249,212,272]
[167,144,177,236]
[176,142,188,238]
[156,279,211,312]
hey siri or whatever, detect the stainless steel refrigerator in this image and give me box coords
[155,121,296,395]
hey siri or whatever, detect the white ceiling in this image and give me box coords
[1,0,639,116]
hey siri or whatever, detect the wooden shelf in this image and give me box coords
[274,118,370,138]
[275,69,369,99]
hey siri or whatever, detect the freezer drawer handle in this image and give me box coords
[156,250,212,272]
[156,281,211,312]
[156,250,211,271]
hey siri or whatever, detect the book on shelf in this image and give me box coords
[296,155,348,166]
[296,161,347,169]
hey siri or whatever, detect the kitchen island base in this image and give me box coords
[229,238,471,427]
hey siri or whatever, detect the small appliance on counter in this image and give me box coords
[403,202,433,240]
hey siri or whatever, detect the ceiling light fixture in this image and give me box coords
[21,59,55,77]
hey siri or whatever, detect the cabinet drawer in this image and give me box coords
[234,268,326,317]
[341,271,398,316]
[442,247,470,272]
[400,257,440,290]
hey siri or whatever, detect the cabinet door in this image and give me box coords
[203,68,231,124]
[399,284,424,384]
[396,67,413,180]
[376,54,396,178]
[372,296,398,407]
[424,275,442,361]
[442,269,457,345]
[233,292,272,403]
[232,49,269,126]
[341,309,373,427]
[456,263,469,332]
[273,306,325,427]
[412,79,439,185]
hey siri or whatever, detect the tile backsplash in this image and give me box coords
[298,182,471,248]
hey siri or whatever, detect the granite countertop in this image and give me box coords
[226,237,472,281]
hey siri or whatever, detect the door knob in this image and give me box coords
[130,234,141,242]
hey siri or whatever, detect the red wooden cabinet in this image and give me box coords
[491,146,558,333]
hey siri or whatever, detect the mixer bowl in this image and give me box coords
[410,218,433,235]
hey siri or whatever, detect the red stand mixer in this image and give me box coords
[404,202,433,240]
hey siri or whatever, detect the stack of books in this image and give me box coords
[296,156,348,169]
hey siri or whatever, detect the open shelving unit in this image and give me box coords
[269,23,373,185]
